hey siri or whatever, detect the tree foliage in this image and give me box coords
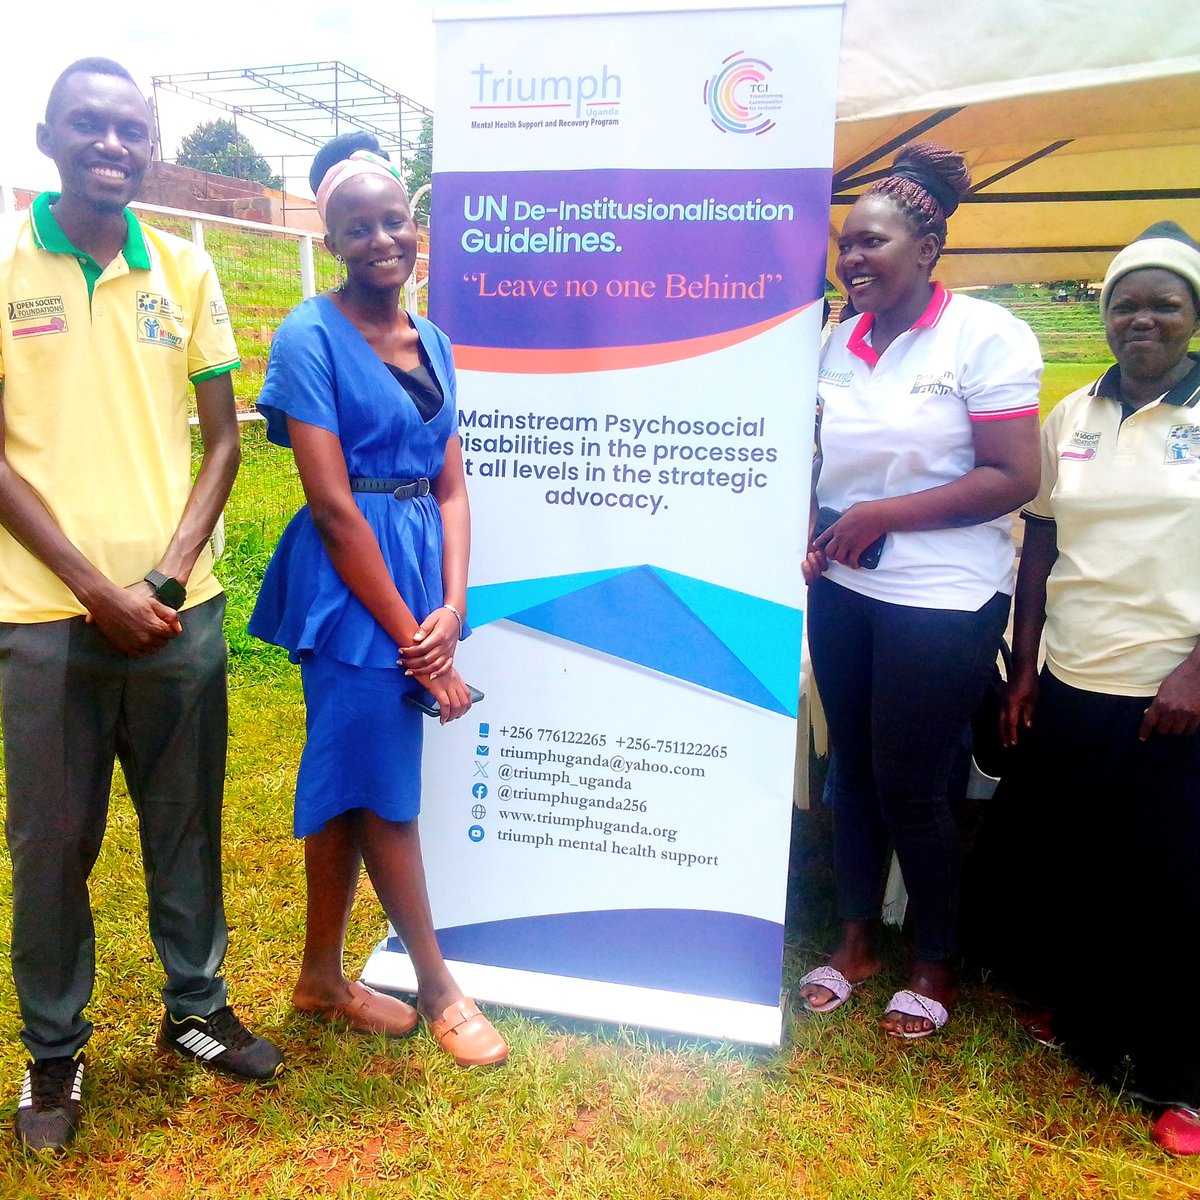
[177,120,283,190]
[403,117,433,224]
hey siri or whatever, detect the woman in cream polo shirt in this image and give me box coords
[799,143,1042,1038]
[980,223,1200,1155]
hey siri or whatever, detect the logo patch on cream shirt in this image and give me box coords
[1061,430,1101,461]
[1165,424,1200,465]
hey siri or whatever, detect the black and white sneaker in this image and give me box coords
[159,1006,283,1081]
[16,1053,84,1152]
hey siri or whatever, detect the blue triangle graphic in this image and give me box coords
[507,565,786,713]
[653,569,802,715]
[467,566,628,628]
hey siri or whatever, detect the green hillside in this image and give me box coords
[147,216,340,406]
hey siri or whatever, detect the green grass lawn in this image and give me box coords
[0,422,1197,1197]
[1040,361,1107,420]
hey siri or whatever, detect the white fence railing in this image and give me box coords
[0,187,428,318]
[128,200,427,312]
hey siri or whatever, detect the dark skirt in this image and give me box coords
[964,669,1200,1107]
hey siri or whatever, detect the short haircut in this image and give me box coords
[45,57,139,122]
[309,132,391,197]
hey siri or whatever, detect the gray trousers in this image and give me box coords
[0,596,229,1060]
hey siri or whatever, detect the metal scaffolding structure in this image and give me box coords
[151,61,433,173]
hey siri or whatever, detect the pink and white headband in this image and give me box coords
[315,150,408,224]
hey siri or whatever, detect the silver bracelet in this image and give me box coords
[442,602,464,634]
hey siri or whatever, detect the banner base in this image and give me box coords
[361,940,785,1048]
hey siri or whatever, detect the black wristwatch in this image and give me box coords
[144,570,187,609]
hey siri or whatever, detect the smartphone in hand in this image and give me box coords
[812,506,886,569]
[404,684,485,718]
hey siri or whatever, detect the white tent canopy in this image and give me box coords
[831,0,1200,287]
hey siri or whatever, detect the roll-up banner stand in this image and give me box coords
[363,0,843,1046]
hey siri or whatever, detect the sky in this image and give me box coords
[0,0,444,197]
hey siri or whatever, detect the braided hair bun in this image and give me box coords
[866,143,971,255]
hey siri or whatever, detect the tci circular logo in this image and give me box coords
[704,53,782,134]
[468,825,486,843]
[472,804,487,820]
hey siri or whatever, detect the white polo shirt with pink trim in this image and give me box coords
[816,284,1042,610]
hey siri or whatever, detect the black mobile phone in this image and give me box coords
[404,684,485,718]
[812,506,886,570]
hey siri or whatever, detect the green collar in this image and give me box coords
[29,191,151,275]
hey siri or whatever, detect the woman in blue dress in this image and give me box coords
[250,135,507,1067]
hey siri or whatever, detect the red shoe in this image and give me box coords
[1152,1108,1200,1155]
[1017,1009,1056,1047]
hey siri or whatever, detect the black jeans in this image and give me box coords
[807,578,1009,962]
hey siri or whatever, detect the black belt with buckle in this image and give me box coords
[348,476,432,500]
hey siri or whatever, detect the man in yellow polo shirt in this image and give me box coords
[0,57,282,1152]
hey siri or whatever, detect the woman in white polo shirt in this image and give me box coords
[798,143,1042,1037]
[977,224,1200,1154]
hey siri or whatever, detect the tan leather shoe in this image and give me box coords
[427,998,508,1067]
[298,981,419,1037]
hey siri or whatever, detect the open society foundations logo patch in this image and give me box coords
[704,52,782,134]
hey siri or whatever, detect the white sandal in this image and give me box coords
[883,988,949,1039]
[797,965,855,1013]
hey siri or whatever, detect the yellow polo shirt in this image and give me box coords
[1024,357,1200,695]
[0,194,239,622]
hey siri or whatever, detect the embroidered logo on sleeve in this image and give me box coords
[137,314,184,350]
[209,300,229,325]
[8,296,68,338]
[1060,430,1101,461]
[1165,424,1200,465]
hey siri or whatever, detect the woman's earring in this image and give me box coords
[336,254,347,291]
